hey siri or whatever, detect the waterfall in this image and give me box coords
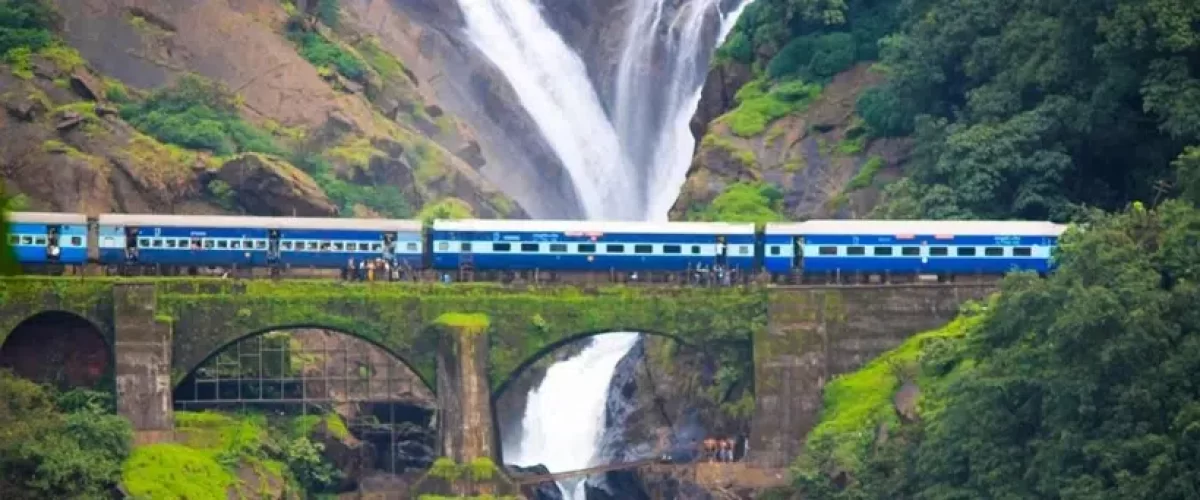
[505,333,642,498]
[457,0,637,220]
[613,0,751,220]
[456,0,752,497]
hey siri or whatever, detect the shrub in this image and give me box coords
[855,85,915,137]
[120,75,282,156]
[767,32,857,82]
[290,30,367,83]
[722,78,821,137]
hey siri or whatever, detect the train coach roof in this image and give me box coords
[8,212,88,224]
[765,219,1068,236]
[432,219,756,235]
[97,214,422,232]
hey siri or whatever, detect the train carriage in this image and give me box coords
[765,220,1067,276]
[96,214,424,269]
[7,212,89,265]
[430,219,757,273]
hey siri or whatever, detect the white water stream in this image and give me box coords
[455,0,752,497]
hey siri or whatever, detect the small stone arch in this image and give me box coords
[174,323,437,395]
[0,310,114,390]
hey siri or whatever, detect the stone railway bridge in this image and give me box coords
[0,277,993,473]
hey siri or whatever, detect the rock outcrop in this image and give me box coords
[674,63,911,220]
[507,464,566,500]
[215,153,338,216]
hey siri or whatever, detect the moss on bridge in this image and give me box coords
[0,277,767,392]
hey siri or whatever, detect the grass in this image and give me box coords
[325,137,378,170]
[122,411,283,500]
[800,303,989,472]
[721,78,822,138]
[845,156,885,191]
[701,133,758,168]
[435,312,491,334]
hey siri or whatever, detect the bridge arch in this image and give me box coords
[491,328,705,401]
[175,323,436,395]
[0,310,114,390]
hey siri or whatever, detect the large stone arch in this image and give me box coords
[0,310,114,389]
[490,328,706,401]
[173,323,438,395]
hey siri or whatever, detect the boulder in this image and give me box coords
[215,153,337,216]
[506,464,565,500]
[69,69,105,101]
[4,92,49,121]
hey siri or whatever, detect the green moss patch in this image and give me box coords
[720,78,822,138]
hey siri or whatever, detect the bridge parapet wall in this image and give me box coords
[748,284,995,468]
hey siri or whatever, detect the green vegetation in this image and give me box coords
[788,194,1200,498]
[0,0,86,79]
[119,75,283,157]
[720,78,821,137]
[123,411,341,498]
[687,182,785,224]
[292,152,415,218]
[845,155,883,191]
[289,30,367,83]
[0,371,132,499]
[418,197,474,222]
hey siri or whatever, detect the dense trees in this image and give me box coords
[719,0,1200,221]
[791,190,1200,498]
[0,372,132,499]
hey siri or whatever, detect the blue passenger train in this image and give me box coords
[6,212,1069,281]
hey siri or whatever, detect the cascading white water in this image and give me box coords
[456,0,752,497]
[457,0,638,220]
[505,333,642,498]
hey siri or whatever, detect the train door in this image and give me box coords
[123,226,139,262]
[793,236,805,272]
[267,230,281,263]
[382,233,396,262]
[45,225,61,262]
[919,241,930,272]
[715,236,728,267]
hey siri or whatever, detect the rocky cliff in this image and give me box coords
[673,60,910,221]
[3,0,524,219]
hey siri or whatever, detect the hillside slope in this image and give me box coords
[2,0,521,219]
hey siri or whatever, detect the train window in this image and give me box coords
[372,244,382,251]
[874,247,893,256]
[333,242,345,251]
[282,241,294,250]
[255,240,267,249]
[139,238,150,247]
[739,246,750,255]
[9,235,19,245]
[847,246,866,256]
[901,246,920,256]
[204,240,215,249]
[521,243,539,252]
[70,236,82,246]
[818,246,838,255]
[230,240,242,249]
[550,243,569,253]
[956,247,976,256]
[578,243,597,253]
[166,239,177,248]
[153,239,164,248]
[461,243,473,252]
[438,242,449,251]
[307,242,318,250]
[606,244,625,253]
[493,243,512,252]
[406,242,418,251]
[217,240,229,249]
[770,246,781,256]
[634,244,653,254]
[929,247,949,256]
[359,243,371,251]
[691,245,701,254]
[1013,247,1032,257]
[34,237,45,245]
[984,247,1004,257]
[663,245,682,254]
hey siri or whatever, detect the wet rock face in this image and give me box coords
[507,464,565,500]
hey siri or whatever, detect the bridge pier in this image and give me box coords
[434,314,498,464]
[112,284,174,444]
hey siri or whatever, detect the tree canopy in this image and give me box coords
[792,194,1200,498]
